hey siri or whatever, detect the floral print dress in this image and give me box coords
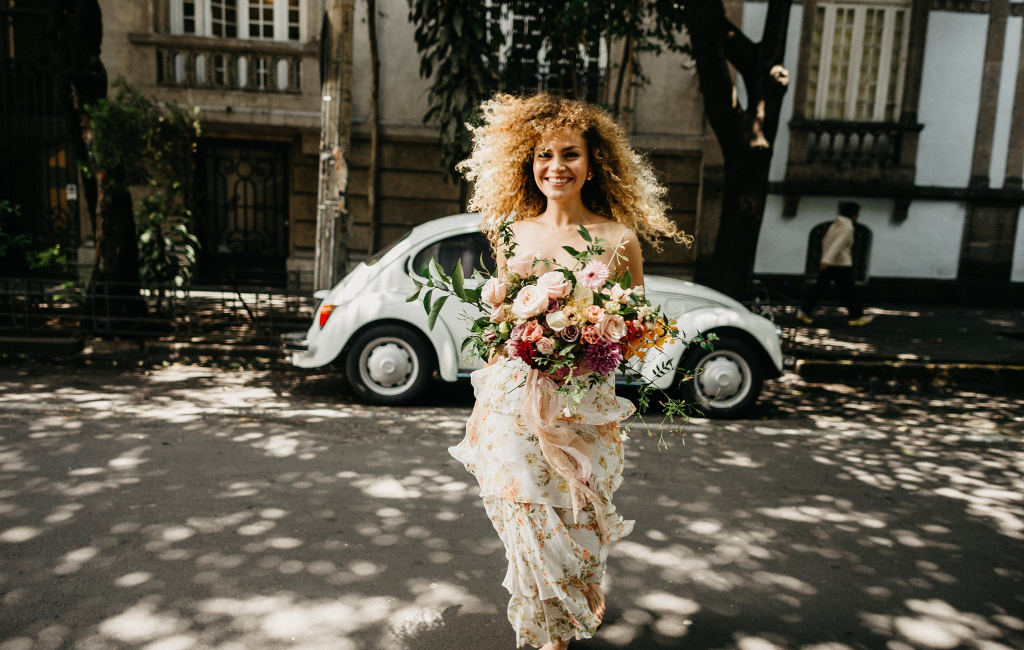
[450,356,635,648]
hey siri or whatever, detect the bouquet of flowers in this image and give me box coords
[409,222,711,425]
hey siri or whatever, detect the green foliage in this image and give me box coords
[83,78,201,287]
[407,0,504,181]
[406,0,694,181]
[0,201,72,274]
[136,190,200,289]
[84,79,201,197]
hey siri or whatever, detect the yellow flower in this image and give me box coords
[556,480,570,494]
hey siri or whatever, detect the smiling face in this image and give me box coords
[532,128,590,204]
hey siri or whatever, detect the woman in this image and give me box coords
[449,93,690,650]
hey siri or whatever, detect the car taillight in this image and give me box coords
[319,304,336,328]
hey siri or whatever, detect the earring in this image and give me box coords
[587,173,593,180]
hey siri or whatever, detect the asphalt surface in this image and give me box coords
[0,364,1022,650]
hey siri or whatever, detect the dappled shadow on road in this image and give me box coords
[0,365,1021,649]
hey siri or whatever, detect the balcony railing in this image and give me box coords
[129,33,316,95]
[786,118,923,187]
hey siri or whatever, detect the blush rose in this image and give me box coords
[511,285,549,320]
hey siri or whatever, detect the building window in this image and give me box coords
[210,0,237,38]
[249,0,274,39]
[804,2,910,122]
[182,0,197,34]
[171,0,302,41]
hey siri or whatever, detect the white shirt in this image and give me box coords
[820,216,854,267]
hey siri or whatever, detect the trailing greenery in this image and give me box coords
[82,79,201,290]
[408,1,504,182]
[406,0,691,181]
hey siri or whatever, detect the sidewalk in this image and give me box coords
[785,302,1024,385]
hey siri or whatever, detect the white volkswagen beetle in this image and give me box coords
[283,213,783,417]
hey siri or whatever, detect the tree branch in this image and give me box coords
[721,17,757,81]
[760,0,793,66]
[684,1,744,154]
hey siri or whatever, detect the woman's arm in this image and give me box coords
[618,229,645,289]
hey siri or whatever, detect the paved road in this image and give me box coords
[0,364,1022,650]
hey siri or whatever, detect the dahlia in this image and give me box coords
[584,341,623,376]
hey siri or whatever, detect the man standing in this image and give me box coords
[797,201,874,326]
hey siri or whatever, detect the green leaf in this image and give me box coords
[452,258,467,300]
[406,285,422,302]
[453,12,463,37]
[422,289,434,315]
[578,224,592,243]
[562,246,581,257]
[427,295,449,330]
[619,268,632,289]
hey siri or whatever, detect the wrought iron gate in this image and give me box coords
[0,0,81,272]
[195,140,290,286]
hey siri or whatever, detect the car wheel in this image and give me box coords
[679,336,764,419]
[345,325,434,406]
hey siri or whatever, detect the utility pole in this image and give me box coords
[314,0,355,290]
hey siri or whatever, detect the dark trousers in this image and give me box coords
[801,266,863,319]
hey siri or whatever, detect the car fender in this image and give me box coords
[291,289,461,381]
[639,306,782,389]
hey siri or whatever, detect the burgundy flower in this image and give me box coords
[505,339,534,362]
[583,340,623,376]
[560,324,580,342]
[546,299,561,313]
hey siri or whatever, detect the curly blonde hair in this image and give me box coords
[456,92,692,251]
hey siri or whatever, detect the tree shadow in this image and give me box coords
[0,364,1021,649]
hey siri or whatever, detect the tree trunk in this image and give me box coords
[687,0,792,300]
[365,0,381,255]
[314,0,356,290]
[92,178,145,318]
[706,153,773,299]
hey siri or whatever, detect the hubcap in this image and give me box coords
[359,337,419,396]
[695,350,751,408]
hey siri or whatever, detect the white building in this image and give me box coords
[748,0,1024,302]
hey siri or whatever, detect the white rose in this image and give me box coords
[511,285,549,320]
[571,282,593,309]
[536,271,572,299]
[545,310,568,331]
[608,284,627,303]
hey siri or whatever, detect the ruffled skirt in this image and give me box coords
[450,358,635,647]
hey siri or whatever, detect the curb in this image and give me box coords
[794,358,1024,385]
[0,337,293,369]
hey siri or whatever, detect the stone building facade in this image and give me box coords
[85,0,706,289]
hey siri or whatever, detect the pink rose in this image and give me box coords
[581,326,601,345]
[511,285,549,320]
[596,313,627,342]
[560,325,580,342]
[576,260,610,291]
[489,303,506,323]
[521,320,543,343]
[536,271,572,299]
[585,305,604,324]
[510,323,525,341]
[535,337,555,355]
[506,252,539,277]
[481,278,508,306]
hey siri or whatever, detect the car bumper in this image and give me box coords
[281,331,309,353]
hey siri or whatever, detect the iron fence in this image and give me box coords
[0,277,317,345]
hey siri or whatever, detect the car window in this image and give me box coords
[412,232,496,277]
[366,231,411,266]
